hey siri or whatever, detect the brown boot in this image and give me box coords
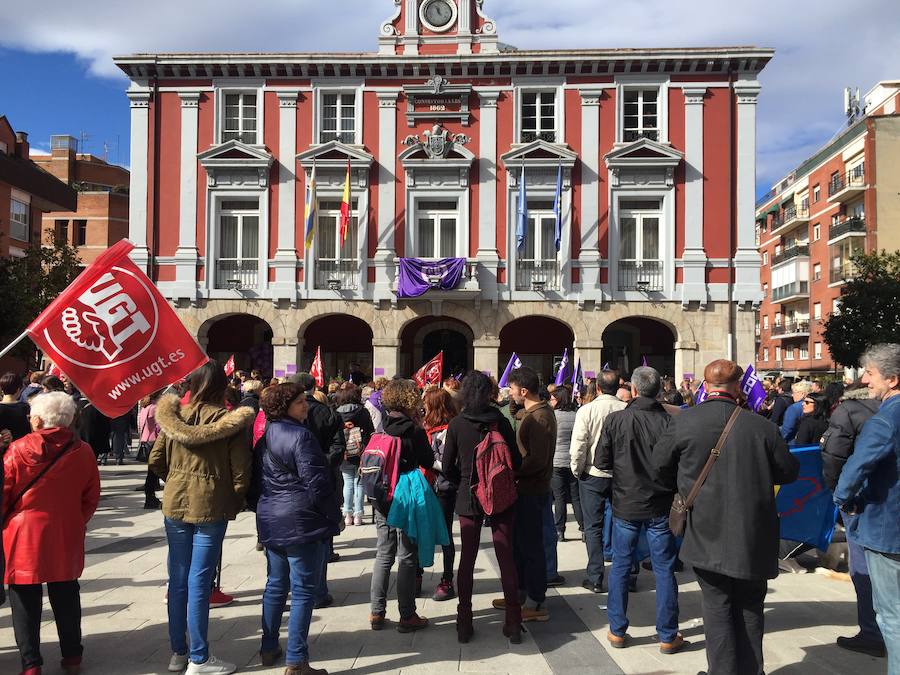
[659,633,687,654]
[284,662,329,675]
[369,612,386,631]
[397,613,429,633]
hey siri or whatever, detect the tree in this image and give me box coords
[822,250,900,367]
[0,231,82,368]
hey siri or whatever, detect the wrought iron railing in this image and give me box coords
[618,260,664,291]
[315,259,359,290]
[772,244,810,266]
[828,165,865,197]
[782,204,809,223]
[623,129,659,142]
[829,217,866,241]
[516,259,560,291]
[215,258,259,289]
[521,130,557,143]
[772,320,811,336]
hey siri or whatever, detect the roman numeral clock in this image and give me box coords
[420,0,458,32]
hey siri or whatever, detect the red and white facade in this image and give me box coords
[114,0,771,381]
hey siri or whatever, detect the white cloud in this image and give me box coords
[2,0,898,192]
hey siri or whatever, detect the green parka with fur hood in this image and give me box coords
[149,394,255,524]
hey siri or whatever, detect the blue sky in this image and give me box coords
[1,0,898,197]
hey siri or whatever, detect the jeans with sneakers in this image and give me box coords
[846,516,884,643]
[341,466,365,516]
[607,515,679,643]
[261,540,327,666]
[164,518,228,664]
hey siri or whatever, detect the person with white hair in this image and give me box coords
[780,380,813,442]
[2,391,101,675]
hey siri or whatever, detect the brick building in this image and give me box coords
[32,135,130,266]
[0,118,76,259]
[755,81,900,378]
[113,0,772,381]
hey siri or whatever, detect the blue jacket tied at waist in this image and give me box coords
[387,470,450,567]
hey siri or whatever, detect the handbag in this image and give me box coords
[669,406,741,537]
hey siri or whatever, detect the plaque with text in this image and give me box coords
[404,75,472,128]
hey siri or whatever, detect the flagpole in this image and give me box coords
[0,332,28,360]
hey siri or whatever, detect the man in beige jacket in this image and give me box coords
[570,370,626,593]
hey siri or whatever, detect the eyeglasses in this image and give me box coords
[803,399,815,405]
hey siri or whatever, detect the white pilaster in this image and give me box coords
[403,0,419,55]
[734,84,764,307]
[173,92,200,302]
[272,91,299,304]
[682,87,709,308]
[127,91,151,271]
[477,90,500,302]
[579,89,604,303]
[374,91,400,302]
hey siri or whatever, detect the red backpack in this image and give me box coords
[359,433,402,502]
[471,424,518,515]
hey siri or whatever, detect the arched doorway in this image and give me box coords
[204,314,274,377]
[302,315,374,382]
[601,317,676,378]
[399,317,473,379]
[499,316,574,386]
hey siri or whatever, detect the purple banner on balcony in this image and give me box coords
[397,257,467,298]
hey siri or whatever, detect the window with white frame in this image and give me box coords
[222,93,258,144]
[814,342,823,359]
[623,89,659,142]
[813,223,821,241]
[775,346,781,361]
[764,347,769,361]
[618,199,662,291]
[775,312,782,326]
[216,199,259,289]
[315,199,359,290]
[763,251,768,265]
[763,315,769,330]
[800,345,809,359]
[517,200,559,291]
[10,199,29,241]
[813,185,821,202]
[833,298,841,315]
[813,302,822,320]
[785,347,794,361]
[416,200,457,259]
[520,91,557,143]
[320,92,356,144]
[813,263,822,281]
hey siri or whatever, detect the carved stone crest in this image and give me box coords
[426,75,449,95]
[403,124,471,159]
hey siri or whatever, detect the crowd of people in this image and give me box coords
[0,343,897,675]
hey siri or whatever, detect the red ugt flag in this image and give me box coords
[224,354,236,377]
[309,346,325,388]
[414,351,443,389]
[26,240,208,418]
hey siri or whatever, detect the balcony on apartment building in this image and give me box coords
[828,216,867,244]
[516,259,561,291]
[618,260,664,292]
[772,280,809,303]
[772,319,811,339]
[772,244,810,267]
[828,166,867,203]
[771,204,810,237]
[830,261,856,284]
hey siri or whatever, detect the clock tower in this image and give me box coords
[379,0,499,56]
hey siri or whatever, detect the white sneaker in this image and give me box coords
[168,653,189,672]
[185,655,237,674]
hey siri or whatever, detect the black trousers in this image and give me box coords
[694,567,766,675]
[513,494,548,604]
[436,491,456,582]
[9,580,83,669]
[550,467,583,534]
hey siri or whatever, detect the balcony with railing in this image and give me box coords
[516,259,560,291]
[214,258,259,290]
[772,244,810,267]
[618,260,664,292]
[772,280,809,303]
[828,165,866,202]
[828,217,866,243]
[772,319,811,338]
[623,129,659,143]
[771,205,810,236]
[315,259,359,291]
[521,130,557,143]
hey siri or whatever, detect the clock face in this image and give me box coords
[423,0,455,30]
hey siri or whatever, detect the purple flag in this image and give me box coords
[554,348,570,386]
[397,257,467,298]
[741,364,767,412]
[641,355,649,367]
[499,352,522,387]
[695,383,708,404]
[602,362,610,371]
[571,358,583,388]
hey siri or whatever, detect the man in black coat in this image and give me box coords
[653,360,799,675]
[596,366,683,654]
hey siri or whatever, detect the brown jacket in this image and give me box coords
[515,400,556,496]
[149,395,255,524]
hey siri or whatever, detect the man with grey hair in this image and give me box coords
[834,343,900,672]
[595,367,683,653]
[780,380,813,442]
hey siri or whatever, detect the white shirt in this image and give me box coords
[570,394,627,478]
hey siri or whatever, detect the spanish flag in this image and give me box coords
[340,158,352,245]
[304,163,317,251]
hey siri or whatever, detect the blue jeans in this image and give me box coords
[608,515,679,642]
[866,549,900,675]
[261,540,327,666]
[164,518,228,664]
[579,476,611,585]
[542,495,559,579]
[341,467,364,516]
[847,529,883,642]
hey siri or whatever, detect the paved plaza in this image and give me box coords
[0,464,888,675]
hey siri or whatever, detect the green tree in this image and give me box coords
[822,250,900,367]
[0,231,82,368]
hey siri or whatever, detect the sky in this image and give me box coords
[1,0,899,198]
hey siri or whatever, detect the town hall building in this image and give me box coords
[114,0,772,382]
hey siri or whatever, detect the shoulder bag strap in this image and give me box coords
[2,439,77,526]
[682,406,742,511]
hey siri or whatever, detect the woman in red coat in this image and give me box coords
[2,391,101,675]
